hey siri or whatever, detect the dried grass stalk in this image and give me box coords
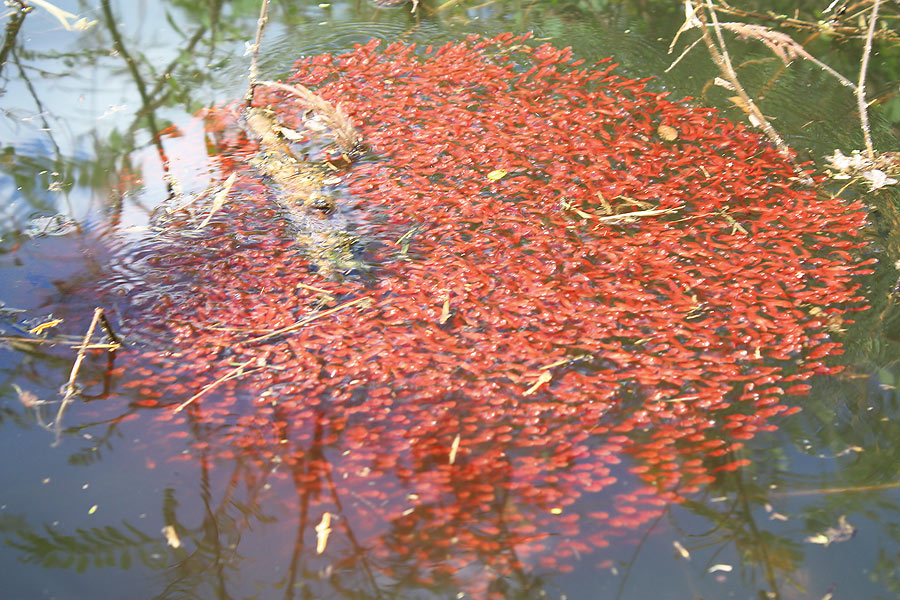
[259,80,361,153]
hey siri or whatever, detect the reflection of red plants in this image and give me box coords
[116,33,870,592]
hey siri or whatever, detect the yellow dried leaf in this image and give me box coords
[728,96,750,112]
[439,294,451,324]
[657,124,678,141]
[449,433,460,465]
[315,512,332,554]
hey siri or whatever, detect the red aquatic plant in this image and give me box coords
[108,33,871,595]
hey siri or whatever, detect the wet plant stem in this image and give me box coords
[858,0,880,160]
[53,308,104,446]
[246,0,269,103]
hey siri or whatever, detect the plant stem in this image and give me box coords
[246,0,269,103]
[700,0,791,156]
[53,308,104,446]
[858,0,880,160]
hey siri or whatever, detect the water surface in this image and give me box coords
[2,1,900,599]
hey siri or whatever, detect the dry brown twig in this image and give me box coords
[713,1,900,44]
[53,308,113,446]
[173,357,261,413]
[669,0,885,167]
[718,22,856,89]
[258,80,362,153]
[857,0,880,160]
[697,0,791,155]
[245,0,269,102]
[242,0,361,153]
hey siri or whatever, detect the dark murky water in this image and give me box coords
[2,1,900,599]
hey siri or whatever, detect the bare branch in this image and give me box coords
[666,36,704,72]
[53,308,104,446]
[698,0,791,155]
[246,0,270,103]
[720,22,856,89]
[858,0,880,160]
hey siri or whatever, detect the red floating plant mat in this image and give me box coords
[120,33,871,594]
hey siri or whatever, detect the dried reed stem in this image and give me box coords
[700,0,791,156]
[246,0,269,102]
[591,205,684,223]
[0,336,76,345]
[245,296,371,344]
[259,80,362,153]
[772,479,900,497]
[173,357,259,413]
[857,0,880,160]
[53,307,103,446]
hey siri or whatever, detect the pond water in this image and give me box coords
[2,1,900,599]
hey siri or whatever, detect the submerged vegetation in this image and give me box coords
[1,0,899,598]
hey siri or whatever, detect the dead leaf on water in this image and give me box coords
[673,540,690,559]
[449,433,460,464]
[657,124,679,141]
[439,294,451,324]
[805,515,855,547]
[316,512,332,554]
[277,126,305,141]
[29,318,63,335]
[163,525,181,548]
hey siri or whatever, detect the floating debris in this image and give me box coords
[805,515,856,547]
[23,213,77,238]
[163,525,182,548]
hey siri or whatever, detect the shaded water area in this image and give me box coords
[2,1,900,599]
